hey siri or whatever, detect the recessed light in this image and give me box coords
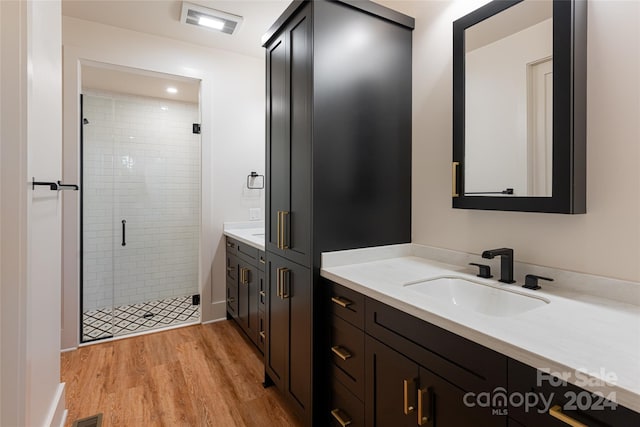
[166,87,178,94]
[160,106,169,111]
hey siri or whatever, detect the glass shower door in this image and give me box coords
[81,89,201,343]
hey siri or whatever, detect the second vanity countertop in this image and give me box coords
[223,221,265,251]
[320,244,640,412]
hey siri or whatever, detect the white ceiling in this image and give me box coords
[82,63,201,102]
[62,0,291,58]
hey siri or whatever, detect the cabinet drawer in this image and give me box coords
[225,236,238,255]
[258,251,266,271]
[365,297,507,393]
[328,280,365,329]
[237,241,259,263]
[330,378,364,427]
[330,315,365,401]
[508,359,640,427]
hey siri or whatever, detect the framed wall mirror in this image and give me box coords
[452,0,586,213]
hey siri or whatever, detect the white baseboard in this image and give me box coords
[46,383,66,427]
[202,317,227,325]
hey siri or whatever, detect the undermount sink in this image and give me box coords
[403,276,549,317]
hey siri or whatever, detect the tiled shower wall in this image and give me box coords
[82,91,200,310]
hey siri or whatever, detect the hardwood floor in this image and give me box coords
[61,321,303,427]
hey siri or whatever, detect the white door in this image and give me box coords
[527,57,553,196]
[1,1,66,426]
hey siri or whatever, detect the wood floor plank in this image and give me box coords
[62,321,303,427]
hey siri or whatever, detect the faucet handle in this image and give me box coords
[523,274,554,290]
[469,263,493,279]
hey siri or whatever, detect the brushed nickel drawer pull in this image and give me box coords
[331,346,352,361]
[331,296,353,308]
[330,408,352,427]
[549,405,588,427]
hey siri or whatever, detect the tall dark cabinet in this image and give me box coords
[262,1,414,424]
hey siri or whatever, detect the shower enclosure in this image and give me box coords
[81,86,201,342]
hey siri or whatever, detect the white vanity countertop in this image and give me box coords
[321,244,640,412]
[223,221,265,251]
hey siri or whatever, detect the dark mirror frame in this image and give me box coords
[452,0,587,214]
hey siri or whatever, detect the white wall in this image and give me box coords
[465,19,552,195]
[380,0,640,283]
[62,16,266,349]
[82,92,200,310]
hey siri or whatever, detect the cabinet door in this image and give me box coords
[265,6,311,267]
[365,336,419,427]
[238,260,258,345]
[417,367,504,427]
[265,253,312,418]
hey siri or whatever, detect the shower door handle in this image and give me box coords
[121,220,126,246]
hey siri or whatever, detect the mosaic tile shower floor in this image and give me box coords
[82,295,200,341]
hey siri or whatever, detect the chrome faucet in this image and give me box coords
[481,248,515,284]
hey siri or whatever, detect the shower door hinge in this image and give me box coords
[192,123,201,134]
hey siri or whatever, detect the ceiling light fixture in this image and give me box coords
[166,87,178,94]
[180,1,243,35]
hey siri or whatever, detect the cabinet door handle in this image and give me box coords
[276,211,281,249]
[331,345,352,361]
[330,408,352,427]
[259,256,266,264]
[331,296,352,308]
[226,266,234,272]
[403,378,416,414]
[277,210,290,250]
[276,267,289,298]
[276,267,282,297]
[418,387,433,426]
[280,268,290,299]
[259,331,266,339]
[549,405,588,427]
[240,267,250,284]
[281,211,289,249]
[259,290,266,297]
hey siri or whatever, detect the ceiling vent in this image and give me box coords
[180,2,243,35]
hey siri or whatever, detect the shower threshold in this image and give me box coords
[82,295,200,342]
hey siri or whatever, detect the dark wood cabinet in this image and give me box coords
[263,1,413,423]
[508,359,640,427]
[265,252,312,416]
[265,6,312,268]
[366,336,504,427]
[324,280,640,427]
[225,244,238,319]
[237,258,258,344]
[225,236,265,352]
